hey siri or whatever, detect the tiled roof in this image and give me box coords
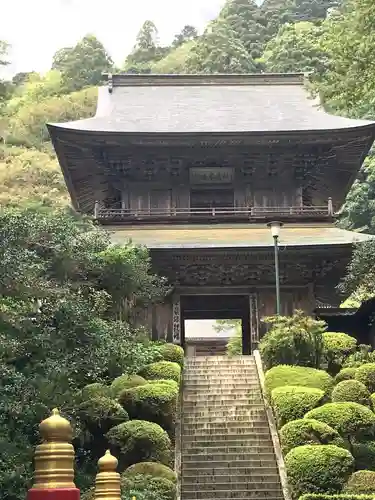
[109,224,374,249]
[49,74,375,134]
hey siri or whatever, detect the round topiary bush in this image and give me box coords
[352,441,375,471]
[332,380,371,406]
[139,361,181,383]
[285,444,354,497]
[264,365,334,398]
[305,402,375,439]
[159,343,184,367]
[110,374,147,398]
[335,367,358,384]
[121,473,176,500]
[323,332,357,374]
[344,470,375,494]
[77,396,129,434]
[271,386,325,426]
[279,418,346,455]
[106,420,171,467]
[118,381,178,432]
[123,462,177,483]
[356,363,375,393]
[81,383,110,400]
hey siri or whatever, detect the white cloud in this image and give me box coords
[2,0,225,77]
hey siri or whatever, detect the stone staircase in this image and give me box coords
[181,355,285,500]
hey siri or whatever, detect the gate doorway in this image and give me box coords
[180,295,251,355]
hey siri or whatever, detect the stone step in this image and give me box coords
[182,426,269,435]
[183,443,274,454]
[182,482,282,491]
[184,375,259,378]
[181,489,283,499]
[183,384,261,390]
[182,459,278,470]
[183,418,268,428]
[183,439,273,451]
[182,433,271,443]
[183,399,258,406]
[183,408,263,417]
[184,415,267,422]
[182,469,279,481]
[183,450,276,461]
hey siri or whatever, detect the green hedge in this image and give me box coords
[279,418,346,455]
[121,473,176,500]
[344,471,375,494]
[335,368,358,384]
[285,444,354,497]
[265,365,334,398]
[271,386,324,426]
[299,495,375,500]
[81,383,110,399]
[323,333,357,373]
[110,375,147,398]
[123,462,177,483]
[119,381,178,432]
[139,361,181,383]
[332,380,371,407]
[351,441,375,471]
[305,402,375,439]
[77,396,129,435]
[159,343,184,367]
[355,364,375,393]
[106,420,171,467]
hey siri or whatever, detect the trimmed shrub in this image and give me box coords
[305,402,375,440]
[271,386,324,426]
[351,441,375,471]
[332,380,371,407]
[335,368,358,384]
[121,473,176,500]
[259,311,325,370]
[285,444,354,497]
[123,462,177,483]
[106,420,171,467]
[344,345,375,368]
[159,343,184,367]
[139,361,181,383]
[356,364,375,393]
[279,418,346,455]
[81,383,110,399]
[300,495,375,500]
[118,382,178,431]
[344,471,375,494]
[264,365,334,398]
[323,333,357,374]
[77,396,129,434]
[110,375,147,398]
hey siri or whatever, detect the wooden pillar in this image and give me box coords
[172,296,182,346]
[242,295,251,355]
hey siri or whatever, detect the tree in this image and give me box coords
[339,239,375,298]
[262,22,329,74]
[339,154,375,234]
[52,34,113,92]
[124,21,169,73]
[0,206,167,498]
[151,41,196,74]
[0,40,11,104]
[319,0,375,118]
[186,19,258,74]
[172,25,198,47]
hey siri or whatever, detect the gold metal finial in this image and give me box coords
[94,450,120,500]
[32,408,76,489]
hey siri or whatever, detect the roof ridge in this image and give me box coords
[105,73,305,88]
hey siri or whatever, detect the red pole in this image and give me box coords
[27,409,80,500]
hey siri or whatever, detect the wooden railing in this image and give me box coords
[94,199,334,222]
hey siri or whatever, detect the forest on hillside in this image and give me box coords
[0,0,374,231]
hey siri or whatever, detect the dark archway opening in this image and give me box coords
[180,295,251,355]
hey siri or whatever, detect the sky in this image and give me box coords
[2,0,225,78]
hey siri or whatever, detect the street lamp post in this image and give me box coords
[267,221,283,315]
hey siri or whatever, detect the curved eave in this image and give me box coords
[47,122,375,144]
